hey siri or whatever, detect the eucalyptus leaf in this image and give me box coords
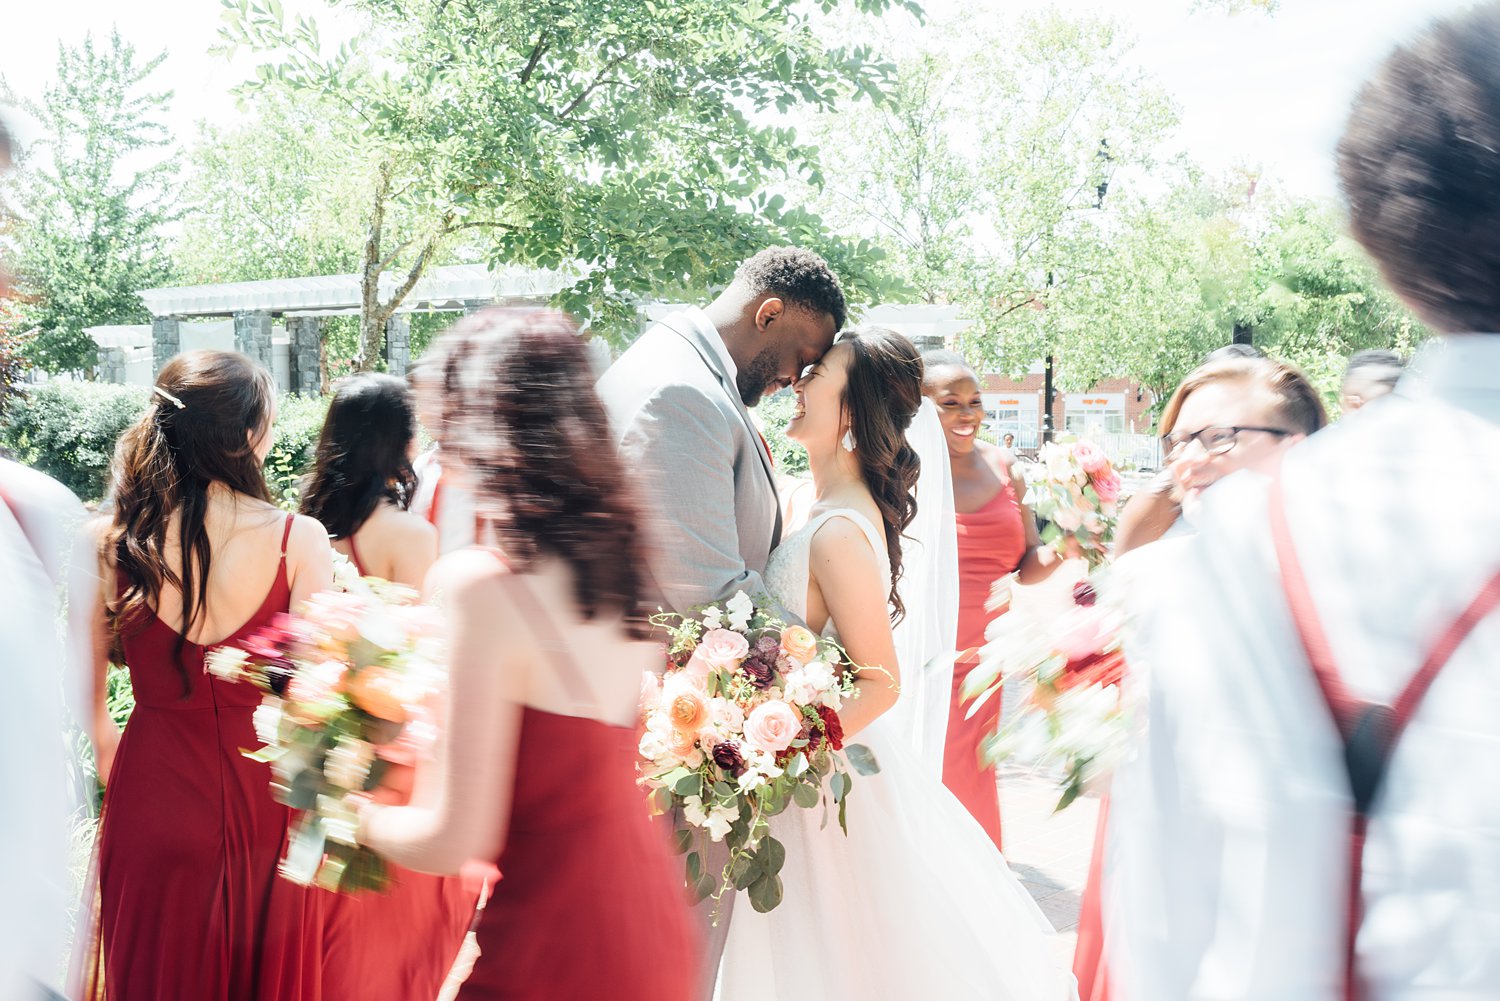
[671,827,694,855]
[759,836,787,876]
[792,780,820,809]
[829,771,851,804]
[845,743,880,776]
[748,872,784,913]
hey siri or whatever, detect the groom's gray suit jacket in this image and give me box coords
[598,308,782,617]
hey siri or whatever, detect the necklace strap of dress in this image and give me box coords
[483,548,598,713]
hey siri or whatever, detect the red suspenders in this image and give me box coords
[1269,479,1500,1001]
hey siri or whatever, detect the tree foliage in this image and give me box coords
[217,0,913,365]
[1,31,178,373]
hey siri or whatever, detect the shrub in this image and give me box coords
[758,390,809,477]
[0,380,328,505]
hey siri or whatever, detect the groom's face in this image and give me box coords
[734,298,838,408]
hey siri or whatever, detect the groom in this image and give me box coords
[598,246,846,996]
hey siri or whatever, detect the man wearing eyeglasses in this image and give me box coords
[1106,7,1500,999]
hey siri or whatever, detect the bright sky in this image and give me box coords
[2,0,1477,199]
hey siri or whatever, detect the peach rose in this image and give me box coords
[697,628,750,669]
[345,667,414,723]
[780,625,820,665]
[1073,441,1110,476]
[743,700,801,754]
[1092,470,1121,505]
[664,678,710,734]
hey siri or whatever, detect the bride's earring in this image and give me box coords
[841,429,856,453]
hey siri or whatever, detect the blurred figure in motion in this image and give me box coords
[1340,350,1405,415]
[82,350,334,999]
[409,359,482,555]
[1107,6,1500,998]
[298,373,476,1001]
[1112,357,1327,557]
[357,308,699,1001]
[921,349,1063,850]
[0,112,91,1001]
[1073,356,1326,1001]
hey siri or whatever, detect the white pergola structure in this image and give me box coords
[135,264,572,393]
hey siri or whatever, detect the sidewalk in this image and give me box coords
[999,764,1098,975]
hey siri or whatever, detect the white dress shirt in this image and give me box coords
[1106,334,1500,1000]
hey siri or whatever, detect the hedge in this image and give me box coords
[0,381,329,506]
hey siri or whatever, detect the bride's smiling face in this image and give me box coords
[786,341,852,450]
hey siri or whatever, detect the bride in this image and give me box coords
[716,329,1075,1000]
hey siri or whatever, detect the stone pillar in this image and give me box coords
[234,310,274,369]
[384,315,411,378]
[98,346,128,384]
[151,316,181,374]
[909,334,945,354]
[286,316,324,397]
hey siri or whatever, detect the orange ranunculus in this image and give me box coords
[780,625,819,665]
[345,667,413,723]
[665,680,710,734]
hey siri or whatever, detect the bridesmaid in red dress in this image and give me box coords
[299,373,478,1001]
[82,350,334,1000]
[922,351,1062,851]
[358,308,699,1001]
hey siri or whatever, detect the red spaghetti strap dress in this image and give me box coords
[84,514,322,1000]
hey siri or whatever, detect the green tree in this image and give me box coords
[217,0,910,367]
[176,91,371,284]
[2,31,178,373]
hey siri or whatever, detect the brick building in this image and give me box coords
[978,368,1158,449]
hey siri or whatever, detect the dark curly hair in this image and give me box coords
[299,373,418,540]
[1336,3,1500,333]
[415,307,650,634]
[106,350,277,692]
[735,246,848,332]
[840,327,924,623]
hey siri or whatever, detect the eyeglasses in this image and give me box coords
[1160,425,1291,456]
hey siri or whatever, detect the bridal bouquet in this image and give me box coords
[208,578,446,893]
[962,579,1129,812]
[1025,439,1121,570]
[641,591,878,915]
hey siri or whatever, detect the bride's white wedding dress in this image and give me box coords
[716,508,1076,1001]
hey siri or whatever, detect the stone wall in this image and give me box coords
[151,316,180,374]
[286,316,324,396]
[384,315,411,378]
[234,310,274,369]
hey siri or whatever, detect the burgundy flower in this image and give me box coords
[801,722,824,753]
[816,705,845,751]
[712,741,747,778]
[1072,580,1098,607]
[242,613,302,662]
[755,635,780,656]
[741,655,776,690]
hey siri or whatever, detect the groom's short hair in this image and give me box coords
[734,247,847,332]
[1336,1,1500,333]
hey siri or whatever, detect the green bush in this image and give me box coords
[0,381,328,505]
[758,390,809,477]
[0,382,150,499]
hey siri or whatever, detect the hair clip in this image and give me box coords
[153,385,186,410]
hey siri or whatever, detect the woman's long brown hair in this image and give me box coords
[106,350,276,691]
[415,307,651,634]
[839,327,924,622]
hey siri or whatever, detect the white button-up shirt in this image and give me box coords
[1106,334,1500,1000]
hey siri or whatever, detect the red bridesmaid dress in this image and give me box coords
[316,535,480,1001]
[943,475,1028,851]
[455,550,699,1000]
[84,515,322,1000]
[1073,799,1112,1001]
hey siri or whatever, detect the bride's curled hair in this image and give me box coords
[415,307,649,634]
[839,327,923,622]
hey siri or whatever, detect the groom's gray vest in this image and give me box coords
[597,308,782,617]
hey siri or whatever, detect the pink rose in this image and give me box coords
[743,700,801,754]
[697,628,750,670]
[1073,441,1110,476]
[1092,470,1121,504]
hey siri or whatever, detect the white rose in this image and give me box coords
[708,696,745,733]
[206,646,250,682]
[782,669,819,707]
[252,700,282,746]
[1053,505,1084,533]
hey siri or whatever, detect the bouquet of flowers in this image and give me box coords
[1024,439,1121,570]
[641,591,878,916]
[961,578,1129,812]
[207,577,446,893]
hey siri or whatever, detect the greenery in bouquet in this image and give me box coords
[962,579,1129,812]
[208,578,445,893]
[642,591,879,916]
[1023,439,1121,570]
